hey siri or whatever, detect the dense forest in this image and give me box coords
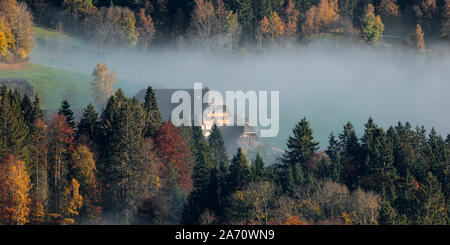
[0,84,449,225]
[1,0,449,62]
[0,0,450,225]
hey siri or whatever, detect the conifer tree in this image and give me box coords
[251,153,266,182]
[325,132,342,183]
[378,200,397,224]
[227,147,251,193]
[182,126,215,224]
[76,103,99,144]
[58,100,75,130]
[208,123,228,169]
[283,117,319,169]
[0,87,29,161]
[339,122,361,190]
[417,172,447,224]
[143,86,162,138]
[98,90,148,224]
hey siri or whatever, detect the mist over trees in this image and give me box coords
[0,0,444,59]
[1,82,450,224]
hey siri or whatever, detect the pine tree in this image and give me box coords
[378,200,397,225]
[283,117,319,168]
[76,103,99,144]
[58,100,75,130]
[182,126,215,224]
[0,86,29,161]
[325,132,342,183]
[339,122,361,190]
[143,86,162,138]
[251,153,266,182]
[98,91,149,224]
[227,147,251,193]
[208,123,228,169]
[417,172,447,224]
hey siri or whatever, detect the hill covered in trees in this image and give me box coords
[2,0,447,58]
[0,85,449,225]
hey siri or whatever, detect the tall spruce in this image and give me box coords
[182,126,216,224]
[251,152,266,182]
[227,147,251,193]
[76,103,99,143]
[143,86,162,138]
[98,89,148,224]
[0,86,29,160]
[58,100,76,130]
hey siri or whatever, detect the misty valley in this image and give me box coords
[0,0,449,227]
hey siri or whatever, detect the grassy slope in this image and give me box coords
[0,63,93,109]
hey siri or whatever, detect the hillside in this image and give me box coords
[0,63,93,109]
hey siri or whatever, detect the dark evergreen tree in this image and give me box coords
[182,125,217,224]
[417,172,447,224]
[325,132,342,183]
[76,103,99,143]
[143,86,162,138]
[282,117,319,168]
[208,123,229,169]
[58,100,75,129]
[98,89,149,224]
[0,86,30,160]
[378,200,397,225]
[339,122,361,190]
[227,147,251,193]
[251,152,266,182]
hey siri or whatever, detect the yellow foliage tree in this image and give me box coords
[302,0,339,35]
[92,62,118,106]
[0,155,31,225]
[268,12,285,43]
[0,18,16,62]
[71,145,102,223]
[411,24,425,53]
[60,178,83,225]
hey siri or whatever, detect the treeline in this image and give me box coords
[20,0,449,54]
[0,0,34,63]
[1,84,449,225]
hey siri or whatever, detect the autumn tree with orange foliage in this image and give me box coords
[377,0,400,18]
[256,16,270,47]
[284,0,299,42]
[155,121,193,195]
[71,145,102,223]
[0,155,31,225]
[137,8,156,54]
[60,178,83,225]
[302,0,339,36]
[91,62,118,107]
[411,24,425,53]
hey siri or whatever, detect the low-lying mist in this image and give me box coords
[30,42,450,150]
